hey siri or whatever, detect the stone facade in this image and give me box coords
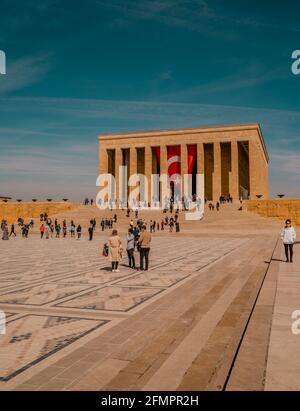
[98,123,269,202]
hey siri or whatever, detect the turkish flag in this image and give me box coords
[167,145,181,182]
[187,144,197,174]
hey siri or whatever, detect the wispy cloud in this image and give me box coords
[151,64,288,102]
[98,0,300,37]
[98,0,229,37]
[0,54,54,94]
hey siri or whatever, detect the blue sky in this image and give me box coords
[0,0,300,200]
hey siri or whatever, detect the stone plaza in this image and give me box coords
[0,202,299,391]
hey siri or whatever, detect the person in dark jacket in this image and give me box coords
[88,225,94,241]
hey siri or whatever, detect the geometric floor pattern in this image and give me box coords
[55,286,165,312]
[0,283,95,306]
[0,227,247,385]
[0,315,107,381]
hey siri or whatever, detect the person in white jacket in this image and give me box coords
[281,219,297,263]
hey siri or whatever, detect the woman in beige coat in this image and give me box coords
[108,229,123,272]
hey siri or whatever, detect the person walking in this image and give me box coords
[2,225,9,240]
[88,225,94,241]
[138,225,151,271]
[39,224,45,239]
[76,224,82,239]
[169,218,174,232]
[108,229,123,272]
[9,224,16,237]
[55,223,61,238]
[126,228,136,268]
[45,224,50,239]
[281,219,296,263]
[70,223,75,238]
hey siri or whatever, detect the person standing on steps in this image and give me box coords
[281,219,296,263]
[108,229,123,272]
[138,225,151,271]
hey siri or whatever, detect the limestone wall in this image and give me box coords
[0,202,80,224]
[244,199,300,225]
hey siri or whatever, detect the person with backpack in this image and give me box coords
[281,219,297,263]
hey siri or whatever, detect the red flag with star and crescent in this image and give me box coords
[167,145,181,182]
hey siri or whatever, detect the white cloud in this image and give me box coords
[0,54,54,94]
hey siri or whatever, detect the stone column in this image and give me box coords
[115,147,122,205]
[229,141,239,200]
[197,142,205,210]
[129,146,137,197]
[160,145,168,206]
[98,144,108,204]
[144,145,152,205]
[99,143,108,175]
[213,142,222,201]
[197,143,204,174]
[181,143,188,199]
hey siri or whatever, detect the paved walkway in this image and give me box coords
[265,240,300,390]
[0,204,297,390]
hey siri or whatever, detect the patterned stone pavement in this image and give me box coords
[0,204,292,390]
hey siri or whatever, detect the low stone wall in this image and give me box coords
[0,202,80,224]
[244,199,300,225]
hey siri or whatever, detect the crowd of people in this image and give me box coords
[1,203,297,272]
[83,198,94,206]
